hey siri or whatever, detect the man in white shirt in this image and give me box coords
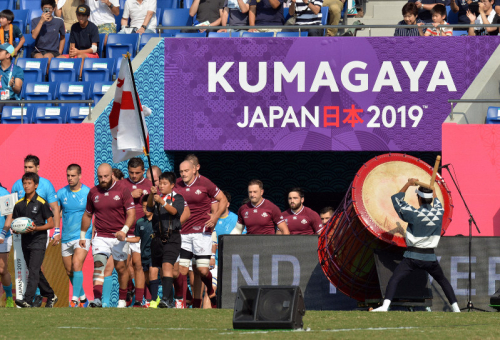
[119,0,157,33]
[467,0,499,35]
[86,0,120,33]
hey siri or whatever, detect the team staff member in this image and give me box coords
[281,188,322,235]
[13,173,57,308]
[0,183,14,307]
[80,163,135,308]
[319,206,334,225]
[57,164,92,308]
[233,179,289,235]
[148,172,186,308]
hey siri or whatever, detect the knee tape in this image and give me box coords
[179,258,191,268]
[195,258,210,268]
[93,253,108,282]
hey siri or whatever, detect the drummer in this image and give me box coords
[371,178,460,313]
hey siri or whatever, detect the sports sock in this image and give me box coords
[200,272,215,296]
[119,288,127,300]
[72,271,84,301]
[371,299,390,312]
[135,288,145,303]
[93,285,103,299]
[150,279,160,301]
[3,283,12,298]
[186,284,193,301]
[193,298,202,308]
[145,284,152,300]
[102,276,113,306]
[173,275,184,299]
[127,279,134,292]
[162,277,174,301]
[451,302,460,312]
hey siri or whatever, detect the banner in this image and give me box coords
[164,37,500,151]
[219,235,500,311]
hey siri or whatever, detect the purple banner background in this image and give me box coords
[164,37,500,151]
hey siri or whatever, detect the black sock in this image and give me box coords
[161,277,174,301]
[150,279,160,301]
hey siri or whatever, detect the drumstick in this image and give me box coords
[414,180,433,190]
[429,155,441,189]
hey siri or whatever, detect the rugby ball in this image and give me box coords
[11,217,34,234]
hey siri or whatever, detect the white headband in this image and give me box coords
[415,189,433,199]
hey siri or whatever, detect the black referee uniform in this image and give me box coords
[12,193,56,305]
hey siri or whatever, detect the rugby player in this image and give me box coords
[81,163,135,308]
[233,180,290,235]
[57,164,92,307]
[146,165,162,185]
[11,154,60,307]
[0,183,14,307]
[319,206,334,225]
[174,160,227,308]
[281,188,322,235]
[121,158,152,307]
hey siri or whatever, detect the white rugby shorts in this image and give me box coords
[128,240,141,254]
[61,239,91,257]
[92,236,129,261]
[0,236,12,253]
[181,232,212,257]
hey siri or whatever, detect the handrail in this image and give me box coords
[447,99,500,121]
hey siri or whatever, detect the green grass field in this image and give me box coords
[2,309,500,339]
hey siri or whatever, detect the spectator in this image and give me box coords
[86,0,120,33]
[467,0,499,35]
[59,5,99,59]
[424,3,452,35]
[394,2,424,36]
[450,0,477,24]
[189,0,224,32]
[0,10,25,57]
[119,0,157,33]
[219,0,249,32]
[0,43,23,111]
[407,0,447,23]
[55,0,82,32]
[287,0,323,36]
[31,0,66,63]
[248,0,284,33]
[322,0,344,36]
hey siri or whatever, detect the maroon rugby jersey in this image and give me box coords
[174,175,220,234]
[85,181,135,238]
[281,206,322,235]
[237,199,284,235]
[121,177,152,235]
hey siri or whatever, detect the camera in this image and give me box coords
[43,8,50,12]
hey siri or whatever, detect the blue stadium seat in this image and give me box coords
[156,8,162,26]
[486,107,500,124]
[453,30,468,36]
[139,33,159,51]
[284,7,289,21]
[0,106,33,123]
[49,58,82,82]
[67,106,92,123]
[92,81,113,104]
[98,33,106,57]
[12,10,29,34]
[446,5,458,25]
[20,0,39,9]
[30,9,43,30]
[276,31,309,37]
[174,32,206,37]
[183,0,193,8]
[62,33,70,54]
[0,0,14,10]
[114,55,133,77]
[208,32,240,37]
[162,9,192,34]
[158,0,178,8]
[82,58,115,82]
[321,6,329,25]
[22,34,35,58]
[119,0,126,8]
[16,58,48,83]
[34,106,67,124]
[106,33,139,59]
[116,8,124,33]
[24,82,58,107]
[57,81,91,107]
[241,32,274,37]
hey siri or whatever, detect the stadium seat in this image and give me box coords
[158,0,178,8]
[30,9,43,30]
[183,0,193,8]
[276,31,309,37]
[98,33,106,57]
[161,9,192,34]
[208,32,240,37]
[446,6,458,25]
[105,33,139,59]
[114,55,133,77]
[57,81,91,107]
[48,58,82,82]
[67,106,92,123]
[321,6,329,26]
[92,81,113,104]
[33,106,67,124]
[119,0,125,8]
[16,58,49,83]
[453,30,468,36]
[22,34,35,58]
[156,8,162,26]
[0,106,34,124]
[116,8,124,33]
[0,0,14,10]
[284,7,289,21]
[139,33,159,51]
[62,33,70,54]
[12,10,29,34]
[82,58,115,82]
[241,32,274,37]
[20,0,39,9]
[486,106,500,124]
[174,32,206,37]
[24,82,58,107]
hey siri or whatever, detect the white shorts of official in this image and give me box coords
[61,239,91,257]
[0,236,12,253]
[210,265,217,287]
[181,233,212,257]
[128,240,141,255]
[92,236,129,261]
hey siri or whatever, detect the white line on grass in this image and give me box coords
[59,326,219,331]
[218,326,420,335]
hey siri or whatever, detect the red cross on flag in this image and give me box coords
[109,57,150,163]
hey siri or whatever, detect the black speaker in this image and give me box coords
[233,286,305,330]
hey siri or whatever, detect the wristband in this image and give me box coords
[80,231,86,240]
[211,255,215,258]
[121,225,130,234]
[54,227,60,235]
[0,229,7,240]
[141,25,147,29]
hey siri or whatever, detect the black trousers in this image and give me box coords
[385,257,457,304]
[22,246,54,302]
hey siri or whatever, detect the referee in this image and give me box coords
[147,172,186,308]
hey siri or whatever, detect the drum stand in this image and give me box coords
[441,165,485,312]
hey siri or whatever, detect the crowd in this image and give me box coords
[0,154,333,308]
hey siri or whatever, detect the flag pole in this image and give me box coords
[125,53,164,236]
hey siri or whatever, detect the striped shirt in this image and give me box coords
[425,21,452,36]
[394,19,423,36]
[294,0,323,25]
